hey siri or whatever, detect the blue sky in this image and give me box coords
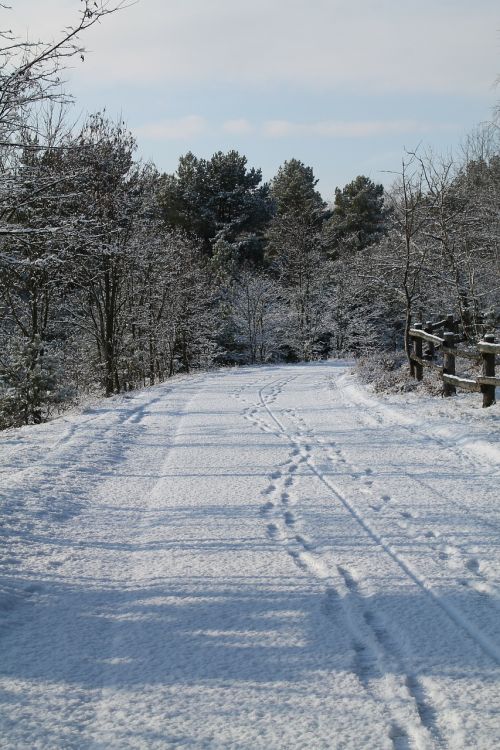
[10,0,500,200]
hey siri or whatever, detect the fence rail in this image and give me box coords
[409,320,499,408]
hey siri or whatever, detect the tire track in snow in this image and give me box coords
[0,389,168,616]
[313,423,500,614]
[334,374,500,530]
[243,375,444,750]
[272,398,453,748]
[334,373,497,477]
[1,391,165,497]
[256,374,500,668]
[1,389,165,485]
[332,374,500,612]
[336,565,446,749]
[236,370,499,746]
[253,371,500,746]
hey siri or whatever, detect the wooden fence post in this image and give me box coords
[424,321,434,360]
[462,305,472,339]
[445,313,455,334]
[409,321,415,378]
[413,323,423,381]
[481,334,496,408]
[443,332,456,397]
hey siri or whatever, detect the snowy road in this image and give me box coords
[1,363,500,749]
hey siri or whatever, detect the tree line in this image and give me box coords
[1,3,499,427]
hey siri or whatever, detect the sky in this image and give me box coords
[7,0,500,200]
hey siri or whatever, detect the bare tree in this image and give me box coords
[371,155,432,363]
[267,214,332,361]
[0,2,127,147]
[0,0,130,423]
[231,270,284,363]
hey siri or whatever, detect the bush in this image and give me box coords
[0,336,75,428]
[355,350,442,395]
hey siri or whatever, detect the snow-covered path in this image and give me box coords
[1,363,499,749]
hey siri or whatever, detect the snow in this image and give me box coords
[1,362,499,749]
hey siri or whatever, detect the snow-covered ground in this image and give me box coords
[1,362,499,749]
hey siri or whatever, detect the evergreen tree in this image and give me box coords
[159,150,272,267]
[269,159,326,223]
[328,175,387,251]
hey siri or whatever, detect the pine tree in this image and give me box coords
[159,151,272,267]
[269,159,326,224]
[328,175,387,251]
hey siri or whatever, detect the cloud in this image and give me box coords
[223,119,255,135]
[133,115,460,143]
[8,1,499,95]
[262,119,459,138]
[133,116,207,140]
[262,120,296,138]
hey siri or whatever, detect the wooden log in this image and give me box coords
[477,375,500,387]
[477,340,500,354]
[409,329,444,346]
[410,354,443,372]
[442,374,481,393]
[442,332,456,397]
[443,347,481,362]
[413,323,423,381]
[481,334,496,407]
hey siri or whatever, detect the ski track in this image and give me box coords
[257,378,500,666]
[0,364,499,749]
[239,379,442,749]
[0,384,184,621]
[235,369,500,749]
[331,375,500,604]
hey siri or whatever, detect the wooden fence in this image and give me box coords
[409,315,500,407]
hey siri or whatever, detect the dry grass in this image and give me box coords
[355,351,443,395]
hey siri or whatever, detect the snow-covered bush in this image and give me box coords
[0,336,75,428]
[355,350,442,395]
